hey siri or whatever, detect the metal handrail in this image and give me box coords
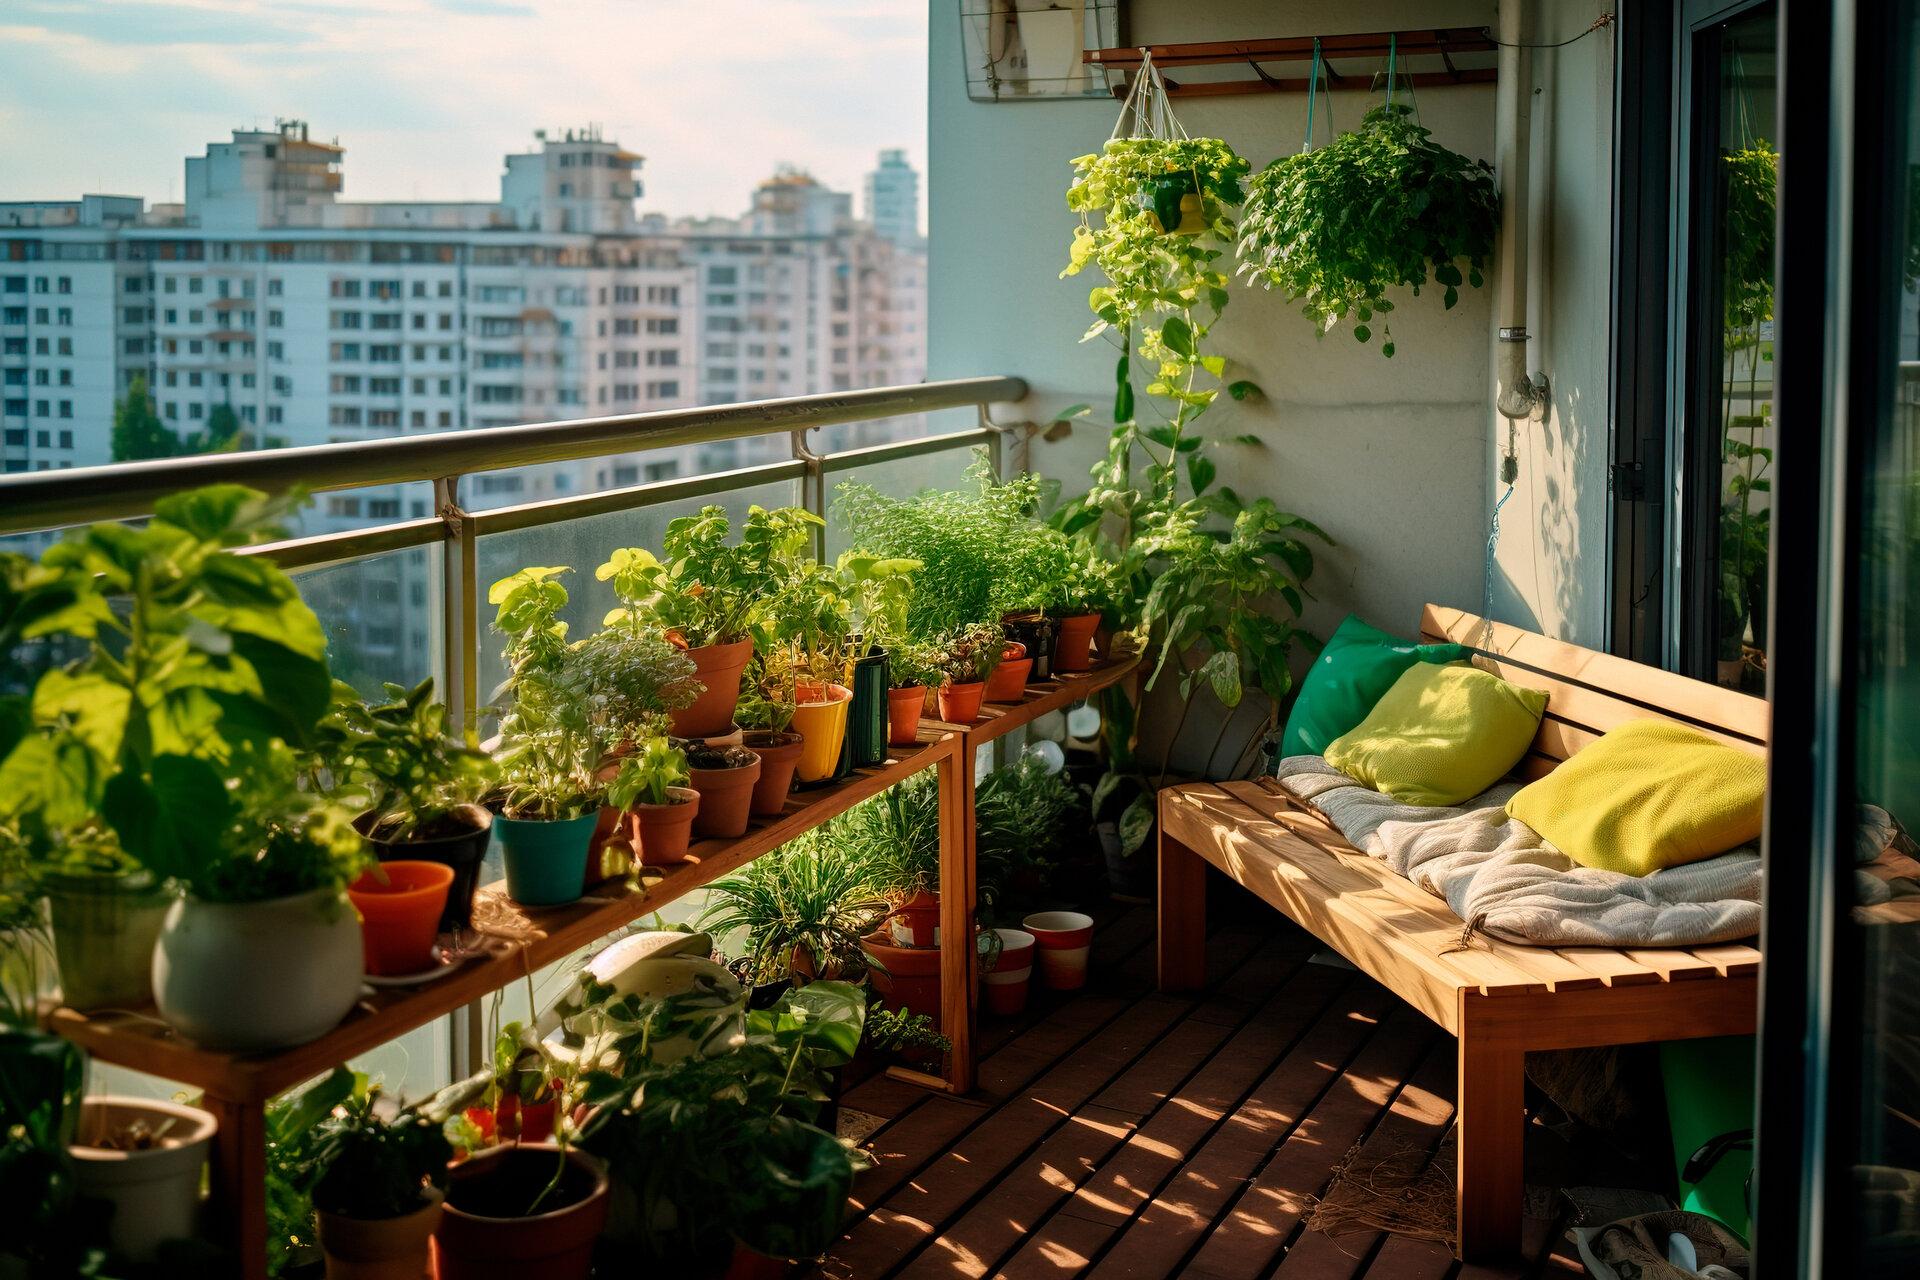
[0,376,1028,535]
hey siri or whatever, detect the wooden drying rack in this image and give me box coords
[1084,27,1500,99]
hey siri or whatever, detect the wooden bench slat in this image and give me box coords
[1685,943,1763,977]
[1549,947,1669,986]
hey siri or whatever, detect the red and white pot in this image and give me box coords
[1021,911,1094,991]
[981,927,1036,1017]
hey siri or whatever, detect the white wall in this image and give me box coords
[928,0,1618,650]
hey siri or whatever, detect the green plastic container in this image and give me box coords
[495,812,597,907]
[1660,1035,1754,1241]
[848,646,891,769]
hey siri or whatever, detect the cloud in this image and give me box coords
[0,0,927,216]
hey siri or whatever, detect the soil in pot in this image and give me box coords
[741,730,803,816]
[318,1193,443,1280]
[686,744,762,839]
[1052,612,1101,672]
[44,869,169,1012]
[983,642,1032,703]
[669,636,755,739]
[494,811,598,908]
[435,1144,609,1280]
[627,786,701,865]
[347,860,454,976]
[358,804,493,933]
[937,680,986,725]
[70,1095,218,1265]
[887,685,924,747]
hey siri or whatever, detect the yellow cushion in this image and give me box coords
[1323,662,1548,806]
[1505,719,1765,876]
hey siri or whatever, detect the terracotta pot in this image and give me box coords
[318,1193,444,1280]
[434,1144,609,1280]
[725,1240,793,1280]
[347,860,454,977]
[627,786,700,865]
[937,680,987,724]
[887,686,924,747]
[1052,612,1101,672]
[70,1095,218,1264]
[688,749,762,839]
[861,932,943,1025]
[1023,910,1095,990]
[359,805,493,933]
[983,641,1033,703]
[742,730,804,816]
[889,889,941,948]
[791,683,852,783]
[982,927,1037,1018]
[669,636,755,739]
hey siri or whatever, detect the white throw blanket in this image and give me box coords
[1274,756,1762,947]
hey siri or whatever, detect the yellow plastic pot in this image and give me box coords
[791,684,852,783]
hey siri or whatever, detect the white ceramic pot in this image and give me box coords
[153,886,364,1051]
[70,1095,218,1263]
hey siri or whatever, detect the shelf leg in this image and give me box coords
[204,1092,269,1280]
[937,739,977,1094]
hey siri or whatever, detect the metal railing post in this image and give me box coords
[791,428,827,560]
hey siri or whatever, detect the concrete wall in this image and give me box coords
[927,0,1619,649]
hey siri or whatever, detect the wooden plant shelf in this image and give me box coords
[1085,27,1499,98]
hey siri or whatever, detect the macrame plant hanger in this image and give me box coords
[1109,48,1189,146]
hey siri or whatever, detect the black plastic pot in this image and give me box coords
[1003,614,1056,682]
[356,803,493,932]
[848,645,890,769]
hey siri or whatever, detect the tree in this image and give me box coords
[203,402,240,451]
[110,376,182,461]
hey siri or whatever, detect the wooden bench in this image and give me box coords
[1156,604,1765,1260]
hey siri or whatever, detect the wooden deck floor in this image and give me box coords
[821,908,1585,1280]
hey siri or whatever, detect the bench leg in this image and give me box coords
[204,1092,269,1280]
[1158,823,1207,992]
[1455,1001,1526,1260]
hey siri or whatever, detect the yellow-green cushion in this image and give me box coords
[1505,719,1765,876]
[1324,663,1548,806]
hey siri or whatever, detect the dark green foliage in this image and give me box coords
[317,677,496,841]
[304,1085,452,1222]
[1238,103,1498,352]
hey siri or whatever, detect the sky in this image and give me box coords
[0,0,928,221]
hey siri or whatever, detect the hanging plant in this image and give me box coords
[1722,140,1778,328]
[1237,103,1498,355]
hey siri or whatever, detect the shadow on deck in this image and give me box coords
[819,907,1587,1280]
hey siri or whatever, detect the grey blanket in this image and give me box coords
[1274,756,1762,947]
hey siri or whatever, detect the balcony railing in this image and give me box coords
[0,375,1031,739]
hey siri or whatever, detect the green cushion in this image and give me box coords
[1324,662,1549,806]
[1280,615,1469,758]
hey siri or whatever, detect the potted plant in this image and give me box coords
[982,638,1032,702]
[575,979,870,1272]
[37,828,170,1013]
[597,505,820,738]
[700,839,888,988]
[487,567,604,908]
[67,1094,219,1266]
[435,1140,610,1280]
[925,621,1005,725]
[605,736,699,866]
[733,647,805,816]
[884,643,937,748]
[1237,102,1497,355]
[318,677,498,934]
[832,551,919,768]
[789,678,852,785]
[300,1081,453,1280]
[684,742,761,839]
[826,776,946,1020]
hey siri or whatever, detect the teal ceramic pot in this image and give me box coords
[496,811,597,907]
[848,646,890,769]
[44,869,170,1012]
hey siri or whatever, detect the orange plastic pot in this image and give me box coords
[688,752,761,839]
[887,686,924,747]
[627,787,700,866]
[742,730,804,816]
[937,680,987,725]
[983,642,1031,702]
[668,637,754,739]
[791,683,851,783]
[348,861,454,977]
[1052,612,1101,672]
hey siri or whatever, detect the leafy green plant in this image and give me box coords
[488,567,600,821]
[302,1083,453,1222]
[758,547,921,689]
[317,677,496,841]
[597,505,820,649]
[605,737,690,810]
[1723,141,1778,329]
[576,980,869,1266]
[569,624,701,747]
[911,621,1006,688]
[265,1067,358,1275]
[1238,102,1497,355]
[0,821,54,1031]
[0,485,361,902]
[735,644,801,733]
[700,841,889,985]
[863,1005,950,1059]
[820,773,941,902]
